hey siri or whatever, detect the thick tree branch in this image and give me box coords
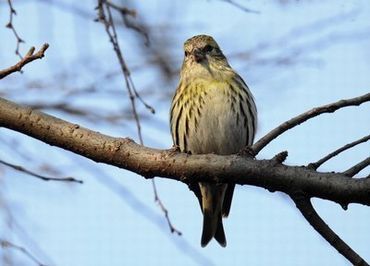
[343,157,370,177]
[1,96,370,207]
[308,134,370,170]
[0,44,49,79]
[291,193,368,266]
[251,93,370,155]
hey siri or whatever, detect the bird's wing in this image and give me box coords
[187,182,203,211]
[222,183,235,217]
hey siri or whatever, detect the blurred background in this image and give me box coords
[0,0,369,265]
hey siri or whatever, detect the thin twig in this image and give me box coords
[5,0,24,58]
[120,12,150,46]
[343,157,370,177]
[106,1,136,16]
[75,161,209,264]
[106,0,150,45]
[151,178,182,235]
[97,1,146,143]
[5,211,56,266]
[152,183,182,235]
[96,1,154,118]
[308,134,370,170]
[27,102,142,122]
[128,75,155,113]
[219,0,260,14]
[252,93,370,155]
[291,193,368,266]
[0,44,49,79]
[104,0,146,136]
[0,239,47,266]
[96,1,177,235]
[0,159,83,183]
[107,8,152,109]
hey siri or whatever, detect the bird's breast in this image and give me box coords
[185,84,249,155]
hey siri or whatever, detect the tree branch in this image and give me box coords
[343,157,370,177]
[0,44,49,79]
[291,193,368,266]
[251,93,370,155]
[271,150,288,164]
[106,1,136,17]
[153,186,182,236]
[1,96,370,207]
[0,159,83,183]
[95,0,174,235]
[308,134,370,170]
[96,1,154,144]
[5,0,24,58]
[219,0,260,14]
[0,239,46,266]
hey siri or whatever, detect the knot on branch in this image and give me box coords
[272,151,288,164]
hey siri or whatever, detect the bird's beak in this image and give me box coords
[193,49,205,63]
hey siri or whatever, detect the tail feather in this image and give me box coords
[201,210,218,247]
[222,184,235,217]
[214,214,227,247]
[200,182,227,247]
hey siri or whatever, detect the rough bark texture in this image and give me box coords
[1,96,369,207]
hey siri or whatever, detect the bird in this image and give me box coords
[170,35,257,247]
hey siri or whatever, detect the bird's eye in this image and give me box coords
[185,51,189,57]
[203,45,213,53]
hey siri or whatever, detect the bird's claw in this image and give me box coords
[237,146,255,158]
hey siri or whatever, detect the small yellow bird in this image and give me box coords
[170,35,257,247]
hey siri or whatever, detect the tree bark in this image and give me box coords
[1,96,369,207]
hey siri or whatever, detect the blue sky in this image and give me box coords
[0,0,370,265]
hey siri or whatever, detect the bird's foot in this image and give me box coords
[237,146,255,158]
[168,145,181,156]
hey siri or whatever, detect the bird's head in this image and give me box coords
[181,35,231,80]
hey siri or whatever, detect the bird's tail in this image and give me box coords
[199,183,227,247]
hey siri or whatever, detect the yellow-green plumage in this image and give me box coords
[170,35,257,247]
